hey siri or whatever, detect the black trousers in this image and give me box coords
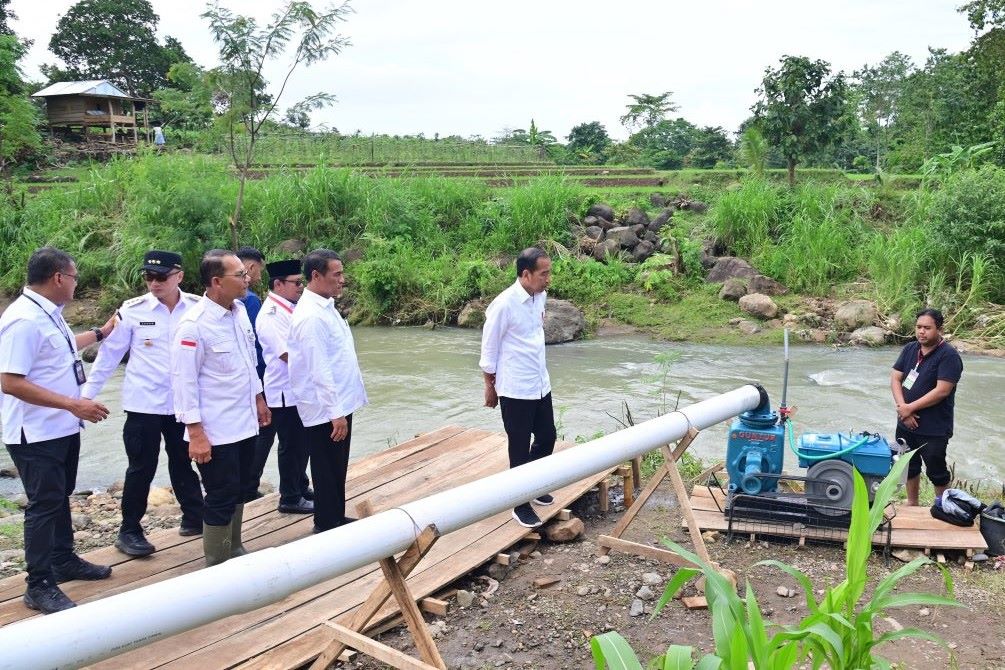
[499,393,557,470]
[6,433,79,588]
[121,412,204,534]
[195,436,256,526]
[246,406,311,505]
[306,415,352,532]
[896,426,951,486]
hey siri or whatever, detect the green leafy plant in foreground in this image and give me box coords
[591,454,959,669]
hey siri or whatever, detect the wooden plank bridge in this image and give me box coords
[0,425,615,669]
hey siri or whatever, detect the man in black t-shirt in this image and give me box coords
[890,308,964,506]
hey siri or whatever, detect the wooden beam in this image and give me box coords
[598,480,609,513]
[596,535,699,568]
[558,509,572,521]
[324,623,442,670]
[662,430,712,565]
[419,598,449,617]
[631,456,642,496]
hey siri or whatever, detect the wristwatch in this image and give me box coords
[91,327,104,342]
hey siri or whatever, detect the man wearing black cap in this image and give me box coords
[83,251,205,556]
[247,259,313,514]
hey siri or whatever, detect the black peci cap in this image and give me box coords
[141,250,183,273]
[266,259,302,278]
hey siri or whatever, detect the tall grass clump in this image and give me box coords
[757,213,866,294]
[550,254,636,304]
[865,223,931,320]
[485,176,587,250]
[710,179,784,257]
[591,455,959,669]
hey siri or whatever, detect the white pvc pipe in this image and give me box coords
[0,385,763,670]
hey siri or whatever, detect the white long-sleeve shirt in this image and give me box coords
[82,290,199,414]
[256,292,295,408]
[0,288,82,444]
[288,288,367,428]
[171,295,262,445]
[479,280,551,400]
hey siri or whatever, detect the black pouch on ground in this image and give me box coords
[930,488,986,527]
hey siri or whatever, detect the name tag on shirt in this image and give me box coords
[902,368,919,390]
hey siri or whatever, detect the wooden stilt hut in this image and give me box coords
[32,80,150,144]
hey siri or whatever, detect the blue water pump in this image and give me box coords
[724,331,894,510]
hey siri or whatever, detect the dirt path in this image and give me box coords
[346,494,1005,670]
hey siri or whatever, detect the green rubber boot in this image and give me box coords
[202,522,232,567]
[231,503,247,558]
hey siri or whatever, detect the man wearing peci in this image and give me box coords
[247,259,314,515]
[890,308,964,506]
[172,250,271,566]
[479,247,557,529]
[288,250,367,533]
[0,247,116,613]
[82,250,205,557]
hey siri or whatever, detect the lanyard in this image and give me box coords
[914,340,942,370]
[22,293,77,358]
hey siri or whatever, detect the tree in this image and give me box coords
[853,52,913,171]
[283,105,311,129]
[739,126,768,177]
[752,55,850,186]
[203,0,352,249]
[687,126,733,168]
[45,0,189,97]
[1,0,17,37]
[565,121,611,163]
[960,0,1005,31]
[628,117,700,169]
[151,62,215,129]
[620,91,678,132]
[0,35,42,181]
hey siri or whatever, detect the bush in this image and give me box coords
[711,179,784,256]
[929,165,1005,300]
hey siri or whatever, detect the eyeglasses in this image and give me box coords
[57,272,78,282]
[142,270,180,282]
[278,278,304,287]
[223,270,250,279]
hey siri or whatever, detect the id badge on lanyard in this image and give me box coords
[73,359,87,385]
[902,367,919,390]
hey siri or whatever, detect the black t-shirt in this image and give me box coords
[892,340,964,437]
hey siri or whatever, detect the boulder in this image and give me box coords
[718,278,747,301]
[850,326,888,347]
[147,486,176,507]
[685,200,709,214]
[738,293,779,320]
[457,300,487,329]
[624,208,650,227]
[544,517,584,542]
[737,320,762,335]
[276,238,307,255]
[629,224,646,238]
[593,238,621,261]
[544,298,586,344]
[648,208,672,233]
[586,203,615,223]
[834,300,878,331]
[607,226,641,249]
[583,225,604,241]
[748,274,788,296]
[649,193,667,208]
[597,217,617,231]
[642,230,659,245]
[700,240,719,269]
[583,215,602,227]
[706,257,756,283]
[631,240,656,262]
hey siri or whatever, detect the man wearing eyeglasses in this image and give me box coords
[172,250,271,566]
[246,259,313,515]
[0,247,115,614]
[82,251,205,557]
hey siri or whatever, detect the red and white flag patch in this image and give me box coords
[180,339,198,348]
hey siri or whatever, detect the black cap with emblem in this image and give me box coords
[141,250,183,273]
[266,259,301,278]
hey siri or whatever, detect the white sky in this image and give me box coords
[10,0,977,141]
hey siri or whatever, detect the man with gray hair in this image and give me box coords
[0,247,115,613]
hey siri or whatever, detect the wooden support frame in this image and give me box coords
[310,501,447,670]
[597,428,713,568]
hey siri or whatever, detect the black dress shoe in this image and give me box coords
[115,531,156,557]
[24,581,76,614]
[52,556,113,582]
[277,497,314,514]
[178,525,202,537]
[302,488,315,501]
[339,515,358,527]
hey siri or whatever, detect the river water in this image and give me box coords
[2,327,1003,495]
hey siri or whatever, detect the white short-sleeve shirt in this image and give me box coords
[0,288,83,444]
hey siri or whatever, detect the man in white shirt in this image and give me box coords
[82,250,205,557]
[172,250,271,566]
[247,258,313,514]
[479,247,556,529]
[288,250,367,533]
[0,247,115,614]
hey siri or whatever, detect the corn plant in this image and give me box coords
[591,454,959,669]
